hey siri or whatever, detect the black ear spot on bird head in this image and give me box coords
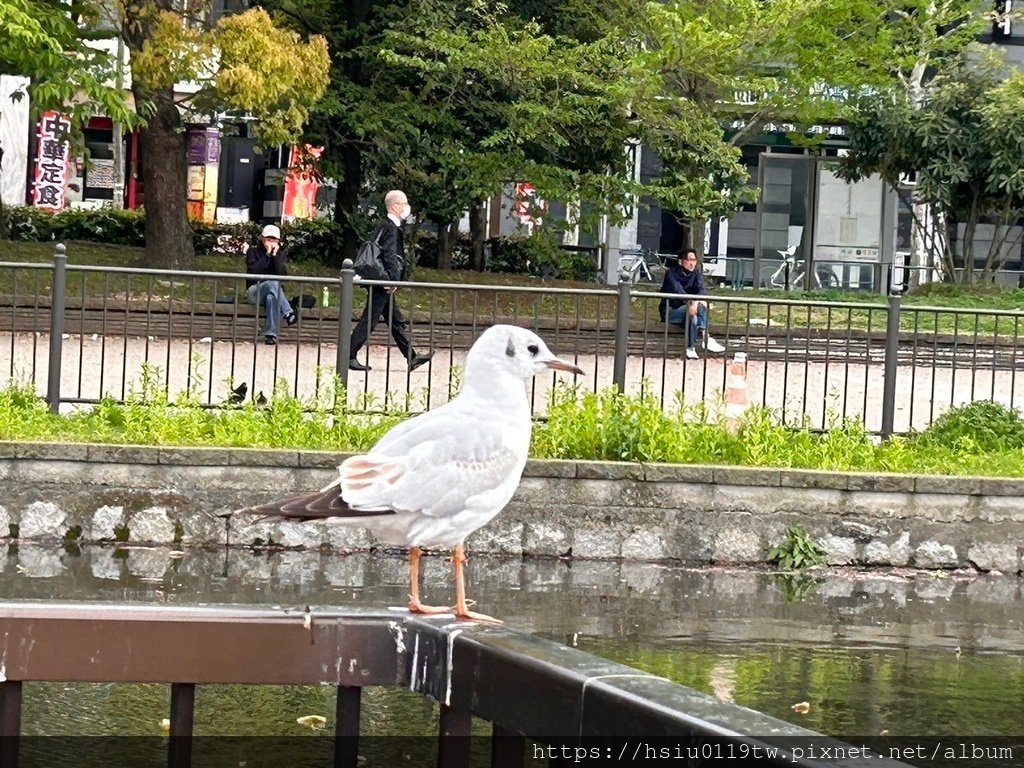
[505,337,515,358]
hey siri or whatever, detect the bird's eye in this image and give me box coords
[527,344,539,356]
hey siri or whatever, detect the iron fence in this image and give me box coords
[1,243,1023,435]
[0,602,908,768]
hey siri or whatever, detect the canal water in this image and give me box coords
[1,544,1022,765]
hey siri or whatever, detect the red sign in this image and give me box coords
[32,111,71,211]
[282,145,323,221]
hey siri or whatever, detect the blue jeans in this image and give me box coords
[246,281,293,339]
[667,303,707,348]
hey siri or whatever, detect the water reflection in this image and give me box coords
[2,544,1023,744]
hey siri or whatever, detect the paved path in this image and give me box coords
[2,329,1021,433]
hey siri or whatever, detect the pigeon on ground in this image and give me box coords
[233,324,583,621]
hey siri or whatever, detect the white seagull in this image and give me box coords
[237,324,583,622]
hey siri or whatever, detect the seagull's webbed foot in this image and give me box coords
[407,596,453,615]
[454,604,503,624]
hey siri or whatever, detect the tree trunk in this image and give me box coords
[133,82,195,270]
[332,140,362,265]
[469,200,486,271]
[435,220,457,271]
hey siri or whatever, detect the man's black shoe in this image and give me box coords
[408,352,433,371]
[349,358,372,371]
[265,336,277,346]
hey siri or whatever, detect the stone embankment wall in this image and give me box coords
[0,442,1021,572]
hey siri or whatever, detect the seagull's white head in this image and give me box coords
[464,325,584,384]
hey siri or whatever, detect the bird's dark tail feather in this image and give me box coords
[230,485,392,523]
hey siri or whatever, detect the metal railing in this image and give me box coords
[1,243,1023,435]
[0,602,907,768]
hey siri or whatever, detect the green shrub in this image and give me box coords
[489,230,598,281]
[768,525,828,570]
[912,400,1024,453]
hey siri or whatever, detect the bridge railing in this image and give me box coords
[1,244,1023,434]
[0,602,908,768]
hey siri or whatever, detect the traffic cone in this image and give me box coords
[724,352,748,434]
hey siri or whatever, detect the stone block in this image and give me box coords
[966,541,1019,572]
[323,555,369,588]
[180,512,227,547]
[86,505,125,541]
[0,505,9,538]
[773,488,844,515]
[324,521,374,551]
[643,464,715,484]
[844,492,913,521]
[914,475,981,495]
[779,469,847,490]
[158,447,234,466]
[230,449,301,467]
[20,442,90,461]
[846,473,915,493]
[19,501,67,539]
[712,467,780,487]
[912,494,975,524]
[128,507,177,544]
[87,444,160,465]
[977,478,1024,497]
[913,540,960,569]
[522,520,570,556]
[575,461,644,481]
[299,451,347,469]
[819,535,857,565]
[523,459,576,478]
[863,540,893,566]
[467,519,525,555]
[621,528,670,561]
[974,496,1024,524]
[276,520,324,549]
[711,523,764,563]
[571,523,622,559]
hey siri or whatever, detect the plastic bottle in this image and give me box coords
[321,286,330,307]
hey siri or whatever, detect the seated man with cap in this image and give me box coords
[244,224,297,345]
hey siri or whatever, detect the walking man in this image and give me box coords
[348,190,433,371]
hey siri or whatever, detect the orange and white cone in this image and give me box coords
[724,352,749,434]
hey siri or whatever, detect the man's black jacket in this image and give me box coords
[373,218,405,282]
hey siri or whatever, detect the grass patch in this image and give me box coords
[1,376,1023,478]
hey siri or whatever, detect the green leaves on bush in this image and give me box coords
[768,526,828,571]
[912,400,1024,453]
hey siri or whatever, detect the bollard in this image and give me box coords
[336,259,355,386]
[46,243,67,414]
[612,269,631,391]
[724,351,749,435]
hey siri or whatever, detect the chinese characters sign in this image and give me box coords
[32,111,71,211]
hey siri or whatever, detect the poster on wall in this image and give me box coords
[31,111,71,211]
[282,145,323,221]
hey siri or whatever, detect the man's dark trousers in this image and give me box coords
[350,286,414,359]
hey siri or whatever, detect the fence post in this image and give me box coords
[880,289,902,439]
[336,259,355,385]
[612,269,631,391]
[46,242,67,414]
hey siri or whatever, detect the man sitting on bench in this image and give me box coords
[657,248,726,359]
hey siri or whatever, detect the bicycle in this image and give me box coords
[767,246,840,290]
[614,247,666,285]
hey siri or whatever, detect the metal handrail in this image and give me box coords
[0,602,906,768]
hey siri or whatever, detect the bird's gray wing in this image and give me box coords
[341,405,525,517]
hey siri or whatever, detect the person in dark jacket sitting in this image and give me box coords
[657,248,725,359]
[348,189,433,372]
[245,224,296,346]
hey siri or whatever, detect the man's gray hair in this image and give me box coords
[384,190,406,209]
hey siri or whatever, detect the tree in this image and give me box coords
[118,3,329,268]
[839,61,1024,284]
[0,0,134,237]
[639,0,899,246]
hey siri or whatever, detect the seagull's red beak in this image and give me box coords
[544,356,584,375]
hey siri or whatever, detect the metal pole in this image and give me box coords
[880,291,902,439]
[336,259,355,385]
[46,243,67,414]
[753,152,766,288]
[612,270,631,391]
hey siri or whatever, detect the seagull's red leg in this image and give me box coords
[452,543,501,623]
[407,546,451,615]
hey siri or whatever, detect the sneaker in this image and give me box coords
[408,352,434,371]
[284,311,297,326]
[349,358,372,372]
[705,335,726,354]
[265,336,276,346]
[685,347,699,360]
